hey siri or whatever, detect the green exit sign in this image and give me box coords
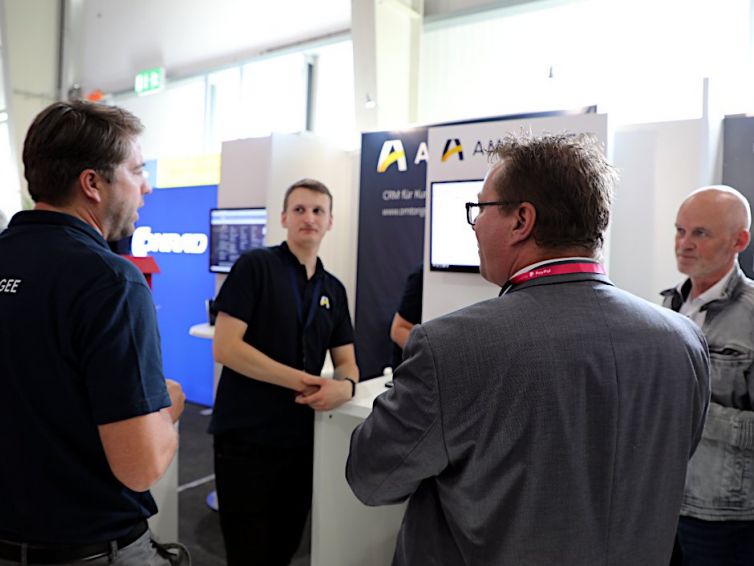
[134,67,165,95]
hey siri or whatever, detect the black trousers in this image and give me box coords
[673,515,754,566]
[214,431,313,566]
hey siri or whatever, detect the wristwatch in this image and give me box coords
[342,377,356,398]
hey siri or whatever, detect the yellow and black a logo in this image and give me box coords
[441,138,464,162]
[319,295,331,310]
[376,140,408,173]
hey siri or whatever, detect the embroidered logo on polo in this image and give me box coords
[319,295,331,310]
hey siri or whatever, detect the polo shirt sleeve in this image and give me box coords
[77,277,170,425]
[329,280,354,349]
[397,265,423,324]
[213,252,261,324]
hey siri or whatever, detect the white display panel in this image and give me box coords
[429,179,483,272]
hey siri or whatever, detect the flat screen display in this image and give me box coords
[209,207,267,273]
[429,179,483,272]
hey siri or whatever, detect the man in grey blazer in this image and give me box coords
[346,132,711,565]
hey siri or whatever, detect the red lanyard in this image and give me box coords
[509,262,606,286]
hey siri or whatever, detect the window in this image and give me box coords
[240,54,308,138]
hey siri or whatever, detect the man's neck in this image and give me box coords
[689,265,734,300]
[34,202,104,237]
[286,240,319,278]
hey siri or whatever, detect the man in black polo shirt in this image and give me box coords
[210,178,359,566]
[0,101,188,565]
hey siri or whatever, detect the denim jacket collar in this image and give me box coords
[660,264,745,314]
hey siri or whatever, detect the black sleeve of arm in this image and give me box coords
[329,281,354,348]
[79,279,170,424]
[213,252,261,323]
[397,264,423,324]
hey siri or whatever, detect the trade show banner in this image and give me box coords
[134,167,218,406]
[355,128,428,378]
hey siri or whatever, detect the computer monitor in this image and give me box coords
[429,179,483,272]
[209,207,267,273]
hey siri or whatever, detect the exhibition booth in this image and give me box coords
[128,101,754,560]
[136,108,608,556]
[6,0,754,561]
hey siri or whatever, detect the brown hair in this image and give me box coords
[22,101,144,205]
[282,178,333,212]
[489,131,617,252]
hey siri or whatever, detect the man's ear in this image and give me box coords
[281,210,288,229]
[78,169,103,204]
[510,202,536,243]
[734,229,751,253]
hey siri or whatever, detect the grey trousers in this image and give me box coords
[0,530,190,566]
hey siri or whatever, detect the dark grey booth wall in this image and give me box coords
[723,115,754,279]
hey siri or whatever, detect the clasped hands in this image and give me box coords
[295,374,352,411]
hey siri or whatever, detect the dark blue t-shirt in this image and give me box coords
[209,242,354,445]
[0,211,170,544]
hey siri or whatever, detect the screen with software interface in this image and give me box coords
[429,179,483,272]
[209,208,267,273]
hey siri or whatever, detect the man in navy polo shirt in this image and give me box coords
[0,101,189,565]
[210,178,359,566]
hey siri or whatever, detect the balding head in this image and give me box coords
[683,185,751,233]
[675,185,751,294]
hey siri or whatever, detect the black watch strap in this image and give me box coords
[343,377,356,398]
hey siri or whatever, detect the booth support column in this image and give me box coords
[351,0,423,131]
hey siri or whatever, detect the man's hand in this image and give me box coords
[165,379,185,423]
[295,375,353,411]
[298,383,320,397]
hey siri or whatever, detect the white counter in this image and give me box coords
[311,375,406,566]
[332,374,393,419]
[189,322,215,339]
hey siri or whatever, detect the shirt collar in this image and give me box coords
[679,264,736,307]
[8,210,108,249]
[279,241,324,278]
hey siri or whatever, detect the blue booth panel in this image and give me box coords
[135,182,217,406]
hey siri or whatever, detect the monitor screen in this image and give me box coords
[209,207,267,273]
[429,179,483,272]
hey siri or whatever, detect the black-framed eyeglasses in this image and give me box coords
[465,201,522,226]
